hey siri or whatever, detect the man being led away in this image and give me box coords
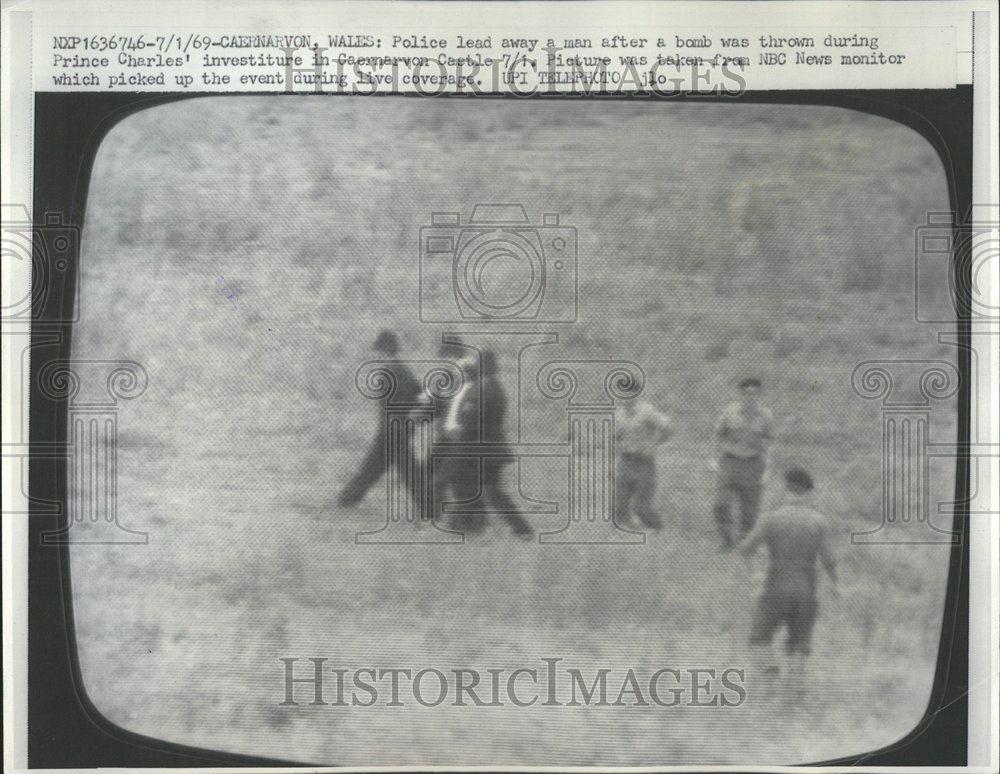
[713,377,774,550]
[615,398,673,530]
[737,468,838,669]
[441,350,532,539]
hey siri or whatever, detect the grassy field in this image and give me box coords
[69,96,956,766]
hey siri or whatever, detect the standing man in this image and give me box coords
[337,329,422,507]
[615,398,673,530]
[443,350,532,538]
[712,377,774,550]
[737,468,837,669]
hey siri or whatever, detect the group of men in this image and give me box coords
[432,341,533,538]
[337,331,531,538]
[604,375,839,663]
[339,330,838,663]
[611,375,772,549]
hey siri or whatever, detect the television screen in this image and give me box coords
[62,96,959,766]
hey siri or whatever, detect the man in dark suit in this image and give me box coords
[442,350,532,539]
[337,329,422,507]
[429,339,474,526]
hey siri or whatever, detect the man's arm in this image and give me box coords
[443,386,468,435]
[715,409,729,443]
[760,409,774,473]
[710,409,729,469]
[818,524,837,584]
[655,411,673,444]
[736,516,767,557]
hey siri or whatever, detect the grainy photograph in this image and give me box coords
[66,96,958,766]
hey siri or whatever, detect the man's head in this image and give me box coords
[737,377,762,410]
[373,329,400,356]
[784,468,814,496]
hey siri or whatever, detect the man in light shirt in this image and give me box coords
[713,377,774,550]
[426,340,473,524]
[615,398,673,530]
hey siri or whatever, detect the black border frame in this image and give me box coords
[27,87,973,768]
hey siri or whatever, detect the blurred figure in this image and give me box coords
[712,377,773,549]
[443,350,532,539]
[614,398,673,529]
[428,339,475,525]
[429,338,467,447]
[337,329,421,507]
[737,468,838,675]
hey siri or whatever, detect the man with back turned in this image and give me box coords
[737,468,837,663]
